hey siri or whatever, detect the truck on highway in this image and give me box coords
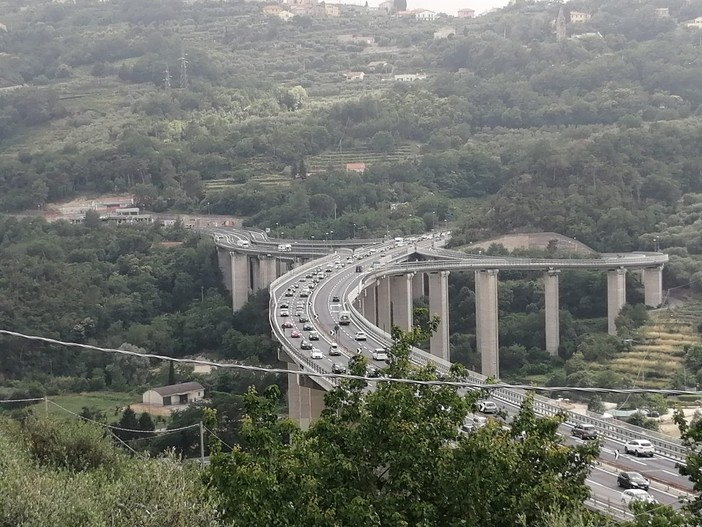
[278,243,292,252]
[339,311,352,326]
[394,237,405,247]
[236,239,250,248]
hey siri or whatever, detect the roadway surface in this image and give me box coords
[270,240,692,516]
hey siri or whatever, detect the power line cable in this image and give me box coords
[204,426,234,451]
[2,329,702,395]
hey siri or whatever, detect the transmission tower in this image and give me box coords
[178,53,189,90]
[163,65,172,90]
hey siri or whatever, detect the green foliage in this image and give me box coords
[0,417,222,527]
[205,327,600,526]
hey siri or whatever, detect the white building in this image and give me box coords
[684,17,702,28]
[569,11,591,23]
[413,8,436,21]
[394,73,427,82]
[142,382,205,407]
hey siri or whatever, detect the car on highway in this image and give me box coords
[476,400,499,414]
[372,348,389,362]
[571,424,598,440]
[280,302,289,309]
[354,331,368,341]
[309,331,320,341]
[281,320,293,329]
[624,439,655,457]
[329,343,341,356]
[366,365,381,378]
[617,471,650,491]
[279,310,289,317]
[332,295,340,302]
[300,290,309,298]
[302,323,314,331]
[620,489,656,508]
[310,348,324,360]
[332,363,347,374]
[284,290,294,297]
[299,316,309,323]
[295,310,303,317]
[290,330,301,338]
[300,340,313,350]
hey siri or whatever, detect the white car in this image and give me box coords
[310,348,324,360]
[354,331,368,341]
[372,348,389,361]
[621,489,657,508]
[624,439,655,457]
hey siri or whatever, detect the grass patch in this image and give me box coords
[28,392,137,421]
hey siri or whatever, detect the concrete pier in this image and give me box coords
[607,268,627,335]
[544,270,560,356]
[475,269,499,378]
[428,271,450,361]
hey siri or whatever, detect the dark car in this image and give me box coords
[571,424,598,440]
[300,340,313,350]
[332,295,340,302]
[332,363,347,374]
[617,472,650,491]
[302,323,314,331]
[366,365,381,378]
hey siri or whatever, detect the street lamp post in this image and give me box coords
[432,211,436,231]
[654,236,660,252]
[275,222,279,238]
[330,230,334,250]
[353,223,356,239]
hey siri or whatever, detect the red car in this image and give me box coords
[290,330,301,338]
[281,320,293,329]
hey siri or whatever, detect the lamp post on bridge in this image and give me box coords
[353,223,356,239]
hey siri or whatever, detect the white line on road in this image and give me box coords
[624,456,647,466]
[662,470,681,478]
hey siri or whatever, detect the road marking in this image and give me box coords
[661,470,681,478]
[625,456,647,466]
[586,479,608,489]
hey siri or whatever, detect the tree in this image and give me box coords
[205,325,599,526]
[114,406,141,442]
[298,158,307,179]
[370,130,395,153]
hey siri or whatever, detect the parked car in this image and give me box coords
[571,424,598,440]
[476,400,499,414]
[332,363,347,374]
[617,471,650,491]
[624,440,655,457]
[329,342,341,356]
[310,348,323,360]
[621,489,656,508]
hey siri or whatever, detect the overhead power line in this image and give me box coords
[0,329,700,396]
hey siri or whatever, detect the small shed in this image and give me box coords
[142,382,205,407]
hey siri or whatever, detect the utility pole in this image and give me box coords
[178,52,188,90]
[44,396,48,417]
[199,421,205,467]
[163,65,172,91]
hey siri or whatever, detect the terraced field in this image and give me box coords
[307,144,420,173]
[606,299,702,388]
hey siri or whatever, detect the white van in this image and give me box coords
[236,239,250,248]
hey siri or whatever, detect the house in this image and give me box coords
[413,8,436,21]
[434,26,456,39]
[683,17,702,28]
[394,73,427,82]
[285,0,316,5]
[569,11,591,23]
[263,4,285,15]
[654,7,669,17]
[378,0,394,14]
[346,162,366,173]
[278,10,294,20]
[570,31,603,40]
[457,8,475,18]
[344,71,365,81]
[142,382,205,407]
[314,2,340,17]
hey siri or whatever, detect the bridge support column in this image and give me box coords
[607,268,627,335]
[475,269,499,378]
[428,271,450,362]
[363,285,377,325]
[412,272,425,300]
[643,266,663,307]
[390,274,413,331]
[231,252,249,312]
[544,270,560,356]
[257,255,277,291]
[287,365,302,426]
[377,277,392,333]
[217,248,232,293]
[298,375,326,431]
